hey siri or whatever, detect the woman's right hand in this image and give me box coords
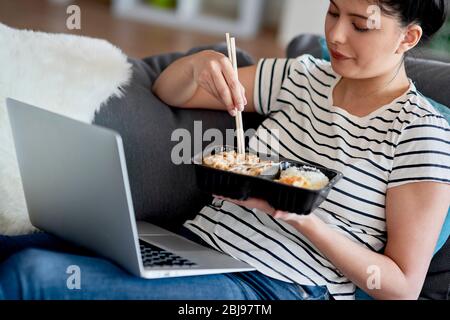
[191,50,248,117]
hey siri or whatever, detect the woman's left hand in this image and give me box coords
[213,195,313,230]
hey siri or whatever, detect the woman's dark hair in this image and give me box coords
[374,0,448,40]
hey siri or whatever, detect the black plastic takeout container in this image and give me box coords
[193,146,343,215]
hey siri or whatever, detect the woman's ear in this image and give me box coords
[396,24,423,54]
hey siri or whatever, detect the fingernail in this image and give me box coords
[230,109,237,117]
[238,104,244,112]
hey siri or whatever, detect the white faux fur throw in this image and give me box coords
[0,23,132,235]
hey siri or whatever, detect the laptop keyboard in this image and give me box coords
[139,240,197,268]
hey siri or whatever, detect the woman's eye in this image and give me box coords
[327,11,339,18]
[353,23,370,33]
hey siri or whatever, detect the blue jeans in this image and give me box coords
[0,228,330,300]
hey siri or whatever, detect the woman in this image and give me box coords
[1,0,449,300]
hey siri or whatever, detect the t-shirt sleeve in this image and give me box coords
[388,115,450,189]
[253,57,296,115]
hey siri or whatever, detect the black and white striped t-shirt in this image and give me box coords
[184,54,450,300]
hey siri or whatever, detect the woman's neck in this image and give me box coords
[334,63,411,113]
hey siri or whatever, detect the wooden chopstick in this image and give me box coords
[226,33,245,155]
[226,33,233,68]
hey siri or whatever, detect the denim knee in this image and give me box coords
[0,248,67,299]
[0,235,13,262]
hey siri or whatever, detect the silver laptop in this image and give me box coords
[6,98,255,279]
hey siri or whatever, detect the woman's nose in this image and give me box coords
[328,18,347,45]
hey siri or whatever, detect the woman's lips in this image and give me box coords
[330,49,351,61]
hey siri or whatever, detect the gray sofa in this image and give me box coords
[93,34,449,300]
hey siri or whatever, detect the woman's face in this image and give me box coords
[325,0,406,79]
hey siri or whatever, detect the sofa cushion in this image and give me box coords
[93,44,262,232]
[420,237,450,300]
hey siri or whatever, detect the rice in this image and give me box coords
[279,166,329,190]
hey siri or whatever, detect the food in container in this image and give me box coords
[276,166,330,190]
[193,146,343,214]
[202,151,275,177]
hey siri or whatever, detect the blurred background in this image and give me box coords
[0,0,448,61]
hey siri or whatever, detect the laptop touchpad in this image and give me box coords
[140,235,206,252]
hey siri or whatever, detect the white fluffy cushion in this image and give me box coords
[0,23,132,235]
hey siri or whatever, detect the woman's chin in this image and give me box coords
[330,59,358,78]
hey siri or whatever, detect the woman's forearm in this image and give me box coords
[295,216,419,300]
[152,54,198,107]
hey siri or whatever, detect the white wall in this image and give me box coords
[278,0,329,46]
[262,0,285,28]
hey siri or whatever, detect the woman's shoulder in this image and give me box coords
[257,54,334,78]
[294,54,332,66]
[400,89,449,127]
[393,89,450,151]
[291,54,335,75]
[285,54,338,87]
